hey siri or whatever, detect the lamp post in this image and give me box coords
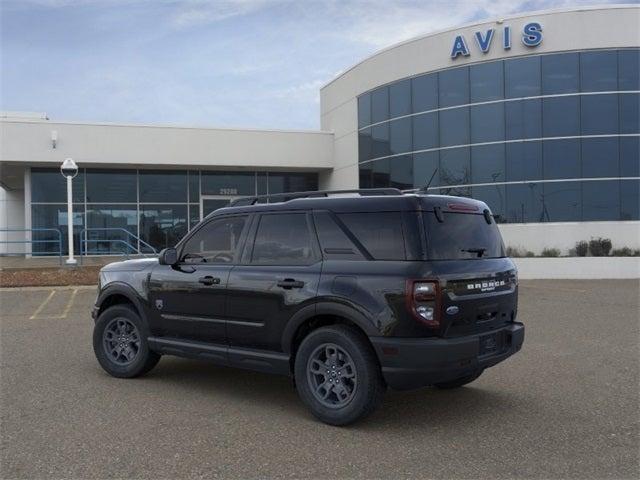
[60,158,78,265]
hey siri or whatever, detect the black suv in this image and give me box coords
[92,189,524,425]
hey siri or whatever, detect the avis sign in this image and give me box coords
[450,22,543,59]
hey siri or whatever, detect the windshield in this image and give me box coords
[424,212,505,260]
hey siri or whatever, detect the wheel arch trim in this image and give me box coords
[96,282,147,322]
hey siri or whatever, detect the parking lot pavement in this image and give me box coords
[1,281,638,479]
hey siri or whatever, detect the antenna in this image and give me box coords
[418,168,438,194]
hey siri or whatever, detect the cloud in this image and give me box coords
[169,0,280,29]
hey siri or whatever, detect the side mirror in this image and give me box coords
[158,247,178,266]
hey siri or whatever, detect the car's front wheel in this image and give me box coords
[93,304,160,378]
[294,325,385,426]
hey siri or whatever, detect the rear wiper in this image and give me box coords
[461,248,486,258]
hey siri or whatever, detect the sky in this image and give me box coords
[0,0,629,130]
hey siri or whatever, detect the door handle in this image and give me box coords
[198,276,221,286]
[277,278,304,289]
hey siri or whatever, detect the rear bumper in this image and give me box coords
[370,323,524,390]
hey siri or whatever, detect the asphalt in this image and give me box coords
[1,280,638,479]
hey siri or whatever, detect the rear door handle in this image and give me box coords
[277,279,304,289]
[198,276,221,286]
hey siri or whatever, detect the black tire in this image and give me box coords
[294,325,385,426]
[434,370,483,389]
[93,304,160,378]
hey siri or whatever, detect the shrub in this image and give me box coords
[611,247,632,256]
[575,241,589,257]
[541,247,561,257]
[589,237,612,257]
[506,246,535,258]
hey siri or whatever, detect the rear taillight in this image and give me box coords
[407,280,441,328]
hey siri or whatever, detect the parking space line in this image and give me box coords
[58,288,78,318]
[29,290,56,320]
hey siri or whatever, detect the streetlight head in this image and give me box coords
[60,158,78,178]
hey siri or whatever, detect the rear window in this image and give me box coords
[424,212,505,260]
[338,212,406,260]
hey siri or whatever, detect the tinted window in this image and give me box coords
[31,204,84,255]
[389,117,412,155]
[618,49,640,90]
[470,61,504,102]
[543,139,580,180]
[389,79,411,118]
[252,213,314,265]
[472,185,505,221]
[181,216,247,264]
[543,182,581,222]
[413,151,439,188]
[139,170,187,203]
[620,136,640,177]
[471,144,505,184]
[505,99,542,140]
[439,67,469,107]
[621,180,640,220]
[424,212,504,260]
[412,112,438,150]
[470,103,505,143]
[439,107,469,147]
[371,124,390,158]
[412,73,438,112]
[86,205,137,254]
[506,142,543,182]
[581,51,618,92]
[359,164,372,188]
[506,183,543,223]
[581,94,619,135]
[31,168,84,203]
[505,56,541,98]
[358,93,371,128]
[268,173,317,194]
[313,212,365,261]
[543,96,580,137]
[582,137,619,178]
[541,53,579,94]
[582,180,620,221]
[86,170,136,203]
[188,171,199,202]
[201,172,254,196]
[440,147,470,185]
[338,212,405,260]
[139,205,188,250]
[389,155,413,190]
[372,158,391,188]
[358,128,372,162]
[371,87,389,123]
[620,93,639,134]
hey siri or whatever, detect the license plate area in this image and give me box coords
[479,331,505,356]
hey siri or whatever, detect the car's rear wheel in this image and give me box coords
[294,325,385,426]
[93,304,160,378]
[434,370,483,389]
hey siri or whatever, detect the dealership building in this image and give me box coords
[1,5,638,257]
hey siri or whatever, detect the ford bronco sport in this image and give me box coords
[92,188,524,425]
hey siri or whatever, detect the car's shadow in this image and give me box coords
[131,356,528,431]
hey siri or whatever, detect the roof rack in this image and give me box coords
[229,188,403,207]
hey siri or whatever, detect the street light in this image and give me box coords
[60,158,78,265]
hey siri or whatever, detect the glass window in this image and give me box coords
[541,53,579,94]
[620,93,639,134]
[181,215,247,264]
[471,144,505,184]
[506,142,543,182]
[438,186,471,197]
[439,107,469,147]
[313,212,365,261]
[440,147,470,186]
[581,94,619,135]
[358,93,371,128]
[505,99,542,140]
[188,171,199,202]
[505,56,541,98]
[389,117,412,155]
[412,73,438,113]
[581,51,618,92]
[413,151,439,189]
[31,168,85,203]
[543,139,580,180]
[268,173,317,194]
[619,49,640,91]
[201,172,255,196]
[542,96,580,137]
[543,182,581,222]
[31,204,84,256]
[412,112,438,151]
[372,158,390,188]
[389,79,411,118]
[371,123,390,158]
[621,179,640,220]
[189,204,200,230]
[506,183,543,223]
[139,205,188,250]
[389,155,413,190]
[338,212,406,260]
[371,86,389,124]
[582,138,619,178]
[470,61,504,102]
[582,180,620,221]
[620,137,640,177]
[359,164,372,188]
[257,172,268,195]
[359,128,373,162]
[472,185,505,222]
[139,170,187,203]
[86,205,138,255]
[439,67,469,107]
[252,213,314,265]
[470,103,505,143]
[86,169,136,203]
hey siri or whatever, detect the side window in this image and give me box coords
[180,216,247,264]
[252,213,315,265]
[313,212,365,260]
[337,212,406,260]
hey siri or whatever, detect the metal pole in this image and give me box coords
[66,175,77,265]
